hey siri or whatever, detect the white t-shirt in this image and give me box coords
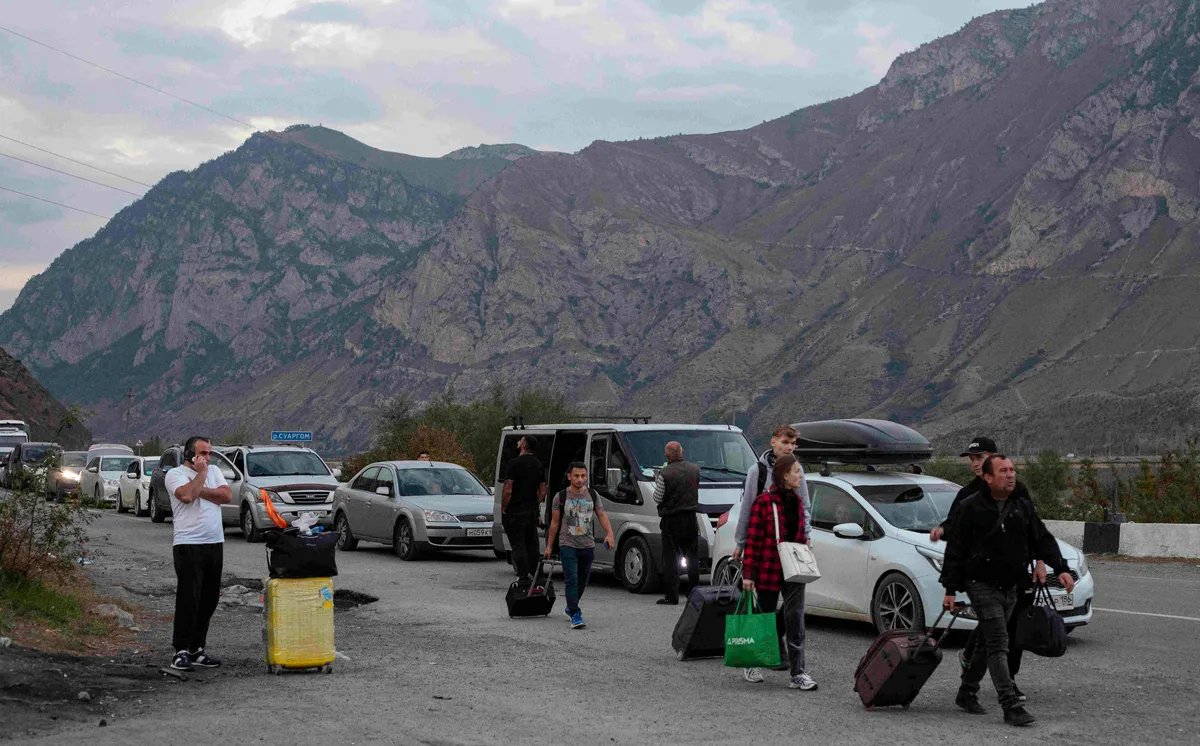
[165,464,228,546]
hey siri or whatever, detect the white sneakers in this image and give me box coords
[789,672,818,691]
[742,667,764,683]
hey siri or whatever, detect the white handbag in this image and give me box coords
[773,503,820,584]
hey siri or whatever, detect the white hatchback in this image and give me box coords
[710,470,1094,633]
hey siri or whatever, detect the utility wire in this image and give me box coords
[0,150,144,197]
[0,133,154,187]
[0,184,111,220]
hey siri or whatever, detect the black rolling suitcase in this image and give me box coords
[854,608,960,709]
[671,584,742,660]
[506,559,557,617]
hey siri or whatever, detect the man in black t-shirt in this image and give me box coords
[501,435,546,581]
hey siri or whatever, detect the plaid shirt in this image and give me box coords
[742,488,807,592]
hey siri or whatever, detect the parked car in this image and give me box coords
[709,419,1095,633]
[116,456,160,516]
[46,450,88,500]
[490,422,757,593]
[0,424,30,452]
[147,445,243,524]
[333,460,496,559]
[218,444,335,541]
[2,441,60,491]
[79,453,138,505]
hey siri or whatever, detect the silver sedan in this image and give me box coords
[332,461,495,560]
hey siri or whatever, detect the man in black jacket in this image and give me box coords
[929,435,995,543]
[653,441,700,605]
[940,455,1075,727]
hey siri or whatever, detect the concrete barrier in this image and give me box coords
[1044,520,1200,558]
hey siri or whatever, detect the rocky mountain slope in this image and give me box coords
[0,347,91,448]
[4,0,1200,455]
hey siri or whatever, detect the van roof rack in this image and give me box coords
[509,415,653,429]
[790,419,932,466]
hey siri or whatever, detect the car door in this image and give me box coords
[587,431,634,568]
[211,452,243,525]
[806,481,873,615]
[120,461,139,507]
[347,467,381,541]
[369,465,399,539]
[80,457,100,499]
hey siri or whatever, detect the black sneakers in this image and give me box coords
[170,651,194,671]
[1004,706,1036,727]
[955,693,986,715]
[190,648,222,668]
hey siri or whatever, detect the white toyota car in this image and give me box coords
[710,469,1094,633]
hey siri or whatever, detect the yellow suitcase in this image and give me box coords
[263,577,335,674]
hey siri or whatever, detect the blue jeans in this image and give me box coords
[961,581,1019,709]
[559,546,595,614]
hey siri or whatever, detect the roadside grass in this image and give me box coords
[0,567,140,655]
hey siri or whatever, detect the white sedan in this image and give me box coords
[116,456,159,517]
[332,461,496,561]
[711,470,1094,632]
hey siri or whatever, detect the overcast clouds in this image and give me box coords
[0,0,1021,311]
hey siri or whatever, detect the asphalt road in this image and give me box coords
[11,509,1200,745]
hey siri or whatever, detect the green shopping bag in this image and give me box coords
[723,592,782,668]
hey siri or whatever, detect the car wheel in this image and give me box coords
[712,557,741,587]
[617,534,659,594]
[95,485,103,507]
[334,513,358,551]
[241,506,262,542]
[149,488,167,523]
[134,490,148,517]
[393,518,427,561]
[493,548,506,561]
[116,487,129,513]
[872,573,925,632]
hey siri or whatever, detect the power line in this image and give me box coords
[0,150,144,197]
[0,24,253,130]
[0,133,154,187]
[0,184,111,220]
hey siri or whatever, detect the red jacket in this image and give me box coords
[742,488,807,593]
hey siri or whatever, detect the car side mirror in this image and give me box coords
[605,468,621,493]
[832,522,865,540]
[127,466,138,477]
[375,485,391,497]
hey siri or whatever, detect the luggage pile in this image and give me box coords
[262,521,340,675]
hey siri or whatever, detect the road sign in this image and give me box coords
[271,431,313,442]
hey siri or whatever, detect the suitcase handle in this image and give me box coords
[527,559,558,598]
[921,603,967,650]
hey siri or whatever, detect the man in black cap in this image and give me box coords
[932,436,1047,704]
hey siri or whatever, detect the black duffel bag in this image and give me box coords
[264,528,339,578]
[1015,582,1068,657]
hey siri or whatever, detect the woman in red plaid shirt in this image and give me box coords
[740,454,817,690]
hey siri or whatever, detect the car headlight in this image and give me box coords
[104,479,119,487]
[1075,552,1089,578]
[257,488,283,504]
[63,470,80,482]
[916,546,944,572]
[423,509,458,523]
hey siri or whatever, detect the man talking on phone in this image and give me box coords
[165,436,232,671]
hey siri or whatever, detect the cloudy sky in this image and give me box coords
[0,0,1021,311]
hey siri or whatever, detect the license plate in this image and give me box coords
[466,528,492,537]
[1051,593,1073,611]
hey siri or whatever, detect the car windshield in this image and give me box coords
[395,468,488,497]
[21,445,56,462]
[855,483,960,532]
[246,451,330,478]
[62,453,87,468]
[100,457,137,474]
[0,434,28,448]
[622,430,755,481]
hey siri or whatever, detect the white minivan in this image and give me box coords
[491,423,756,594]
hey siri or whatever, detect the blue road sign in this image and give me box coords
[271,431,313,442]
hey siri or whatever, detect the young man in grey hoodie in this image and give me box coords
[732,424,812,558]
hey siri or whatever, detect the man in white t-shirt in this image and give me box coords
[165,436,232,671]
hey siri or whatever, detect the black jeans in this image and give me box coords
[961,581,1019,709]
[502,510,540,580]
[172,543,223,654]
[660,512,699,602]
[757,584,807,676]
[962,582,1032,678]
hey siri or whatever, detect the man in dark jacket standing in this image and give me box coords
[930,435,995,542]
[653,441,700,605]
[501,435,546,583]
[941,455,1075,727]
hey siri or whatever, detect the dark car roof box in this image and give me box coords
[789,419,932,465]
